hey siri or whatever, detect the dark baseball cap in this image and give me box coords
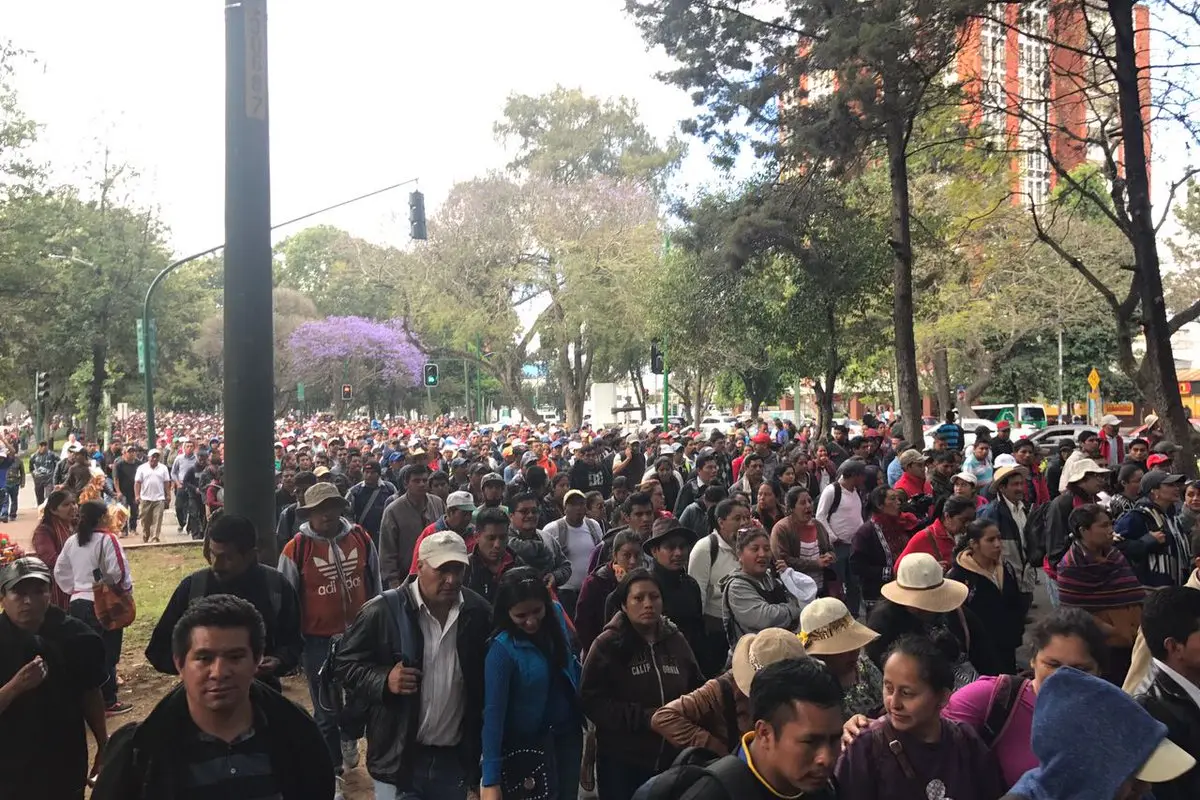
[1152,440,1182,455]
[1141,471,1186,495]
[0,557,52,593]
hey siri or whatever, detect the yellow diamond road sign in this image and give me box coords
[1088,368,1101,391]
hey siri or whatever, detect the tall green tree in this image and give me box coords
[626,0,986,439]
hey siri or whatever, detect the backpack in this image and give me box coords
[721,574,791,652]
[188,567,284,632]
[1024,502,1051,567]
[632,749,762,800]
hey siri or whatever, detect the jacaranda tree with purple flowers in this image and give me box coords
[286,316,425,415]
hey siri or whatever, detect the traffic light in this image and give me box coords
[423,363,439,387]
[36,371,49,401]
[341,384,353,401]
[409,190,427,241]
[650,340,665,374]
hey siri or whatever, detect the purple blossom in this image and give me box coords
[287,317,424,389]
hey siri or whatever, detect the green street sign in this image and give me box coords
[297,382,305,401]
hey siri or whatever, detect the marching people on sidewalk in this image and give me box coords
[347,460,398,545]
[650,628,807,757]
[834,635,1007,800]
[465,508,521,603]
[898,495,978,573]
[145,514,302,694]
[544,488,605,616]
[53,500,134,716]
[334,531,491,800]
[407,490,478,576]
[1110,462,1146,522]
[481,567,584,800]
[978,463,1038,614]
[277,481,381,794]
[1042,457,1110,607]
[94,594,334,800]
[644,517,705,646]
[276,469,318,551]
[169,439,197,534]
[1126,530,1200,693]
[134,447,172,543]
[30,488,78,610]
[581,568,704,800]
[29,439,60,507]
[0,556,109,799]
[507,490,572,587]
[379,463,446,588]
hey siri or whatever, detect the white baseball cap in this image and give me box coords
[418,532,469,569]
[446,491,477,512]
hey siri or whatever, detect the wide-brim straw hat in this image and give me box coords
[731,628,809,695]
[881,553,969,614]
[799,597,880,656]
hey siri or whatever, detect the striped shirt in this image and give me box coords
[182,722,281,800]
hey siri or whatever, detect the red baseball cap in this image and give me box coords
[751,432,772,444]
[1147,453,1170,469]
[996,420,1011,431]
[864,428,882,439]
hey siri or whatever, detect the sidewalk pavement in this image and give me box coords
[4,481,201,553]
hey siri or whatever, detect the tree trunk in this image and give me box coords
[86,313,108,443]
[885,102,922,443]
[813,380,834,443]
[933,347,952,419]
[1108,0,1195,475]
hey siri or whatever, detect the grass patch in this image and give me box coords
[124,545,208,655]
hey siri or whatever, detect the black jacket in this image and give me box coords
[333,577,491,787]
[946,559,1024,673]
[865,599,1003,677]
[1135,666,1200,800]
[1044,489,1085,568]
[92,682,333,800]
[144,564,303,686]
[653,562,705,647]
[674,478,704,519]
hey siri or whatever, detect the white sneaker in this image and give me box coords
[341,739,360,769]
[334,774,346,800]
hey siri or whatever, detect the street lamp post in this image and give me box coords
[224,0,277,557]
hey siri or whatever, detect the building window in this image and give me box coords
[979,15,1007,137]
[1018,1,1050,204]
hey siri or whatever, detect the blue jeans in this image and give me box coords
[4,485,17,517]
[596,753,654,800]
[373,745,466,800]
[833,541,861,617]
[302,635,354,774]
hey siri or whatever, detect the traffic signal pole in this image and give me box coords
[662,336,669,434]
[224,0,278,557]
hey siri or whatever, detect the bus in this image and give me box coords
[971,403,1048,430]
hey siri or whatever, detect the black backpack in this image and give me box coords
[632,748,762,800]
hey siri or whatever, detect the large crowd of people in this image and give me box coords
[3,407,1200,799]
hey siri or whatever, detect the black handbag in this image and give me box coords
[501,745,553,800]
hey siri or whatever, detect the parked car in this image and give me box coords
[699,415,739,435]
[641,415,687,434]
[1026,424,1098,459]
[1128,419,1200,440]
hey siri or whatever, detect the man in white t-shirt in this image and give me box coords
[542,489,601,617]
[815,459,867,617]
[134,449,172,543]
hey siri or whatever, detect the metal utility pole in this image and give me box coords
[464,358,470,421]
[224,0,277,556]
[661,336,670,433]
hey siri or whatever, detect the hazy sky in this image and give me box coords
[7,0,735,255]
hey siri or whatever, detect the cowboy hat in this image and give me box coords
[881,553,969,614]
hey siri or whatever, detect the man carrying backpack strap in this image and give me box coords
[634,657,843,799]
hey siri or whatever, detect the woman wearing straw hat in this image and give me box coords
[800,597,884,718]
[866,552,1002,684]
[650,628,807,756]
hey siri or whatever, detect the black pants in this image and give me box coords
[69,599,123,707]
[34,479,49,507]
[174,487,189,527]
[700,617,730,679]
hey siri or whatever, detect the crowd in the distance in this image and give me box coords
[3,408,1200,800]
